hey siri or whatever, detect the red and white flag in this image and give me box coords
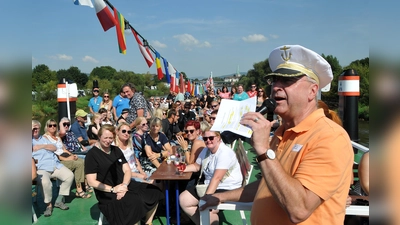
[93,0,116,31]
[131,28,154,67]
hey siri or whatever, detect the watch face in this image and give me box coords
[267,149,276,160]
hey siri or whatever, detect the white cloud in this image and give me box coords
[152,40,167,48]
[173,33,211,50]
[242,34,267,43]
[50,54,73,60]
[270,34,279,39]
[82,56,99,63]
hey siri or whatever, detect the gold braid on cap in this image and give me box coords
[276,63,320,85]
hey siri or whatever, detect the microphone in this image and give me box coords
[220,99,276,144]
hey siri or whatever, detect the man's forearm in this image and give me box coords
[217,179,260,203]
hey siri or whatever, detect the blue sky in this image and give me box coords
[2,0,371,79]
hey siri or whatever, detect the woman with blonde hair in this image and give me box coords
[115,122,152,183]
[132,116,148,159]
[152,108,164,120]
[179,128,242,224]
[87,113,101,141]
[141,118,173,175]
[99,91,113,117]
[85,124,163,225]
[43,119,91,199]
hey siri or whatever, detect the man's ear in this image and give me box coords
[308,83,319,101]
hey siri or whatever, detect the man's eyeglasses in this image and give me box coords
[203,136,216,141]
[121,129,133,134]
[209,116,216,121]
[251,85,256,88]
[32,128,39,132]
[93,90,99,93]
[267,75,305,86]
[211,104,218,108]
[63,123,70,127]
[48,124,57,128]
[184,129,195,134]
[162,112,166,115]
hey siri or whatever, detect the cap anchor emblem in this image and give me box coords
[280,46,292,62]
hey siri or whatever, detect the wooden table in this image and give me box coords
[151,161,192,225]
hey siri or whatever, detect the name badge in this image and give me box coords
[292,144,303,152]
[156,141,161,145]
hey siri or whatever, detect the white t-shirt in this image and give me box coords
[196,142,242,190]
[119,145,139,173]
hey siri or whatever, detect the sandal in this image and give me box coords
[85,185,94,193]
[76,191,91,199]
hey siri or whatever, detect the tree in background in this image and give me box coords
[239,58,271,94]
[56,66,88,89]
[89,66,117,80]
[32,64,56,91]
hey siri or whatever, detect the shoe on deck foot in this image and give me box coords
[44,206,52,217]
[54,202,69,210]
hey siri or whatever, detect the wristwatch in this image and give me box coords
[110,187,114,193]
[256,149,276,163]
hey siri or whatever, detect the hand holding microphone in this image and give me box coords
[220,99,276,144]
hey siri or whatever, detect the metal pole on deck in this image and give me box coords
[338,69,360,153]
[66,81,71,121]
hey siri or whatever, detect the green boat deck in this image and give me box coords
[32,141,259,225]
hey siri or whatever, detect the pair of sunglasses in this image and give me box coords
[121,129,132,134]
[48,124,57,128]
[203,136,216,141]
[184,129,195,134]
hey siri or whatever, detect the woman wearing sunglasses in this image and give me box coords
[43,119,91,199]
[176,120,205,165]
[100,91,113,118]
[132,117,148,159]
[115,122,151,183]
[256,87,268,109]
[179,128,242,225]
[140,118,173,176]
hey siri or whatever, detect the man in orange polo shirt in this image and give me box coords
[200,45,353,224]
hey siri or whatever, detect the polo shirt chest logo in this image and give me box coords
[292,144,303,152]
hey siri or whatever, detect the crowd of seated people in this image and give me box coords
[32,83,269,223]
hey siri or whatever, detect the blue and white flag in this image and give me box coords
[73,0,94,8]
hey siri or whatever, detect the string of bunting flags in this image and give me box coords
[74,0,210,95]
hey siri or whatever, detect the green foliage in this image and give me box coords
[32,64,56,90]
[56,66,88,88]
[320,54,343,107]
[240,58,271,91]
[76,96,91,112]
[358,105,369,121]
[89,66,117,80]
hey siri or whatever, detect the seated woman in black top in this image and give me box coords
[85,124,163,225]
[140,118,173,175]
[87,113,101,141]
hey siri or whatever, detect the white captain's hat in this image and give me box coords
[266,45,333,89]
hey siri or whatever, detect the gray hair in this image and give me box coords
[32,120,41,127]
[60,117,70,123]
